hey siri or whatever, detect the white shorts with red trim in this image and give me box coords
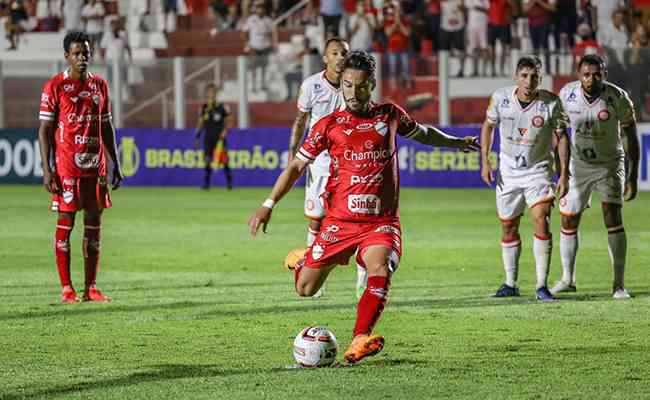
[304,165,328,220]
[559,160,624,216]
[496,170,555,220]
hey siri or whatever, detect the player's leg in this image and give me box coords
[294,263,335,297]
[202,139,216,190]
[55,211,78,303]
[553,212,582,293]
[82,209,111,302]
[493,177,524,297]
[602,202,630,298]
[530,200,555,299]
[345,244,394,364]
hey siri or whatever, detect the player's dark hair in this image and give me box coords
[343,50,376,79]
[515,55,542,73]
[324,37,347,52]
[577,54,607,73]
[63,31,91,53]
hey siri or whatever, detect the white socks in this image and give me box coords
[560,229,578,284]
[501,235,521,287]
[533,234,552,289]
[607,227,626,289]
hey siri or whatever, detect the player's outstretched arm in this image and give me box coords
[554,129,571,199]
[248,157,309,237]
[37,120,59,193]
[288,111,309,161]
[623,123,640,201]
[480,119,496,186]
[409,123,480,151]
[101,121,124,190]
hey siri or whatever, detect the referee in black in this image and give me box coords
[194,83,234,190]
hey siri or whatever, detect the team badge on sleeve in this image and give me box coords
[598,109,610,121]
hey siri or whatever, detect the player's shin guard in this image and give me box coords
[83,223,101,287]
[607,226,626,289]
[533,234,552,289]
[560,229,579,284]
[501,234,521,287]
[55,218,74,287]
[353,276,390,337]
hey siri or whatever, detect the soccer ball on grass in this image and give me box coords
[293,326,338,367]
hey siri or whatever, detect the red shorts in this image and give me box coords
[304,217,402,269]
[51,175,112,213]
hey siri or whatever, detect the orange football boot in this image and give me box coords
[344,334,385,364]
[83,286,112,302]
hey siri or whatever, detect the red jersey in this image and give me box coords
[296,102,417,223]
[384,17,411,53]
[488,0,512,26]
[39,70,112,178]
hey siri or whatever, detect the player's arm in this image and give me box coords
[37,120,59,193]
[248,157,310,236]
[101,121,124,190]
[622,122,640,201]
[480,118,496,186]
[554,128,570,199]
[407,123,480,150]
[288,111,309,161]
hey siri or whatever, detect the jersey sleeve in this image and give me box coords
[615,89,636,127]
[101,80,112,122]
[297,78,313,113]
[393,103,418,137]
[39,79,58,122]
[296,116,330,163]
[485,92,500,123]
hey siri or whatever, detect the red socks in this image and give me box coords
[353,276,390,337]
[55,217,74,287]
[83,223,101,287]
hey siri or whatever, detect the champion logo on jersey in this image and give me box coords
[63,84,74,92]
[598,109,610,121]
[374,121,388,136]
[532,116,545,128]
[325,225,340,233]
[364,140,374,149]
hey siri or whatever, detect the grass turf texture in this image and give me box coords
[1,185,650,399]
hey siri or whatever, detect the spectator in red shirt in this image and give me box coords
[523,0,556,74]
[384,1,413,89]
[487,0,516,76]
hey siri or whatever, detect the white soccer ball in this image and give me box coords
[293,326,338,367]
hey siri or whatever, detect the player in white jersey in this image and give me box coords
[480,55,570,301]
[288,37,350,298]
[551,55,639,299]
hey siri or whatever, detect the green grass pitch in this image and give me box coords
[1,185,649,399]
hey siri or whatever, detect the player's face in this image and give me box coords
[206,87,216,102]
[515,67,541,99]
[342,68,374,113]
[323,41,349,76]
[579,63,604,95]
[65,41,92,75]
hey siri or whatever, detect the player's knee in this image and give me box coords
[308,219,322,232]
[366,261,390,277]
[561,214,580,230]
[295,281,318,297]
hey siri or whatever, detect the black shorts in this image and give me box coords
[487,24,512,47]
[529,25,550,50]
[439,29,465,51]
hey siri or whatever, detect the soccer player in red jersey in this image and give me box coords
[249,51,479,364]
[37,31,123,304]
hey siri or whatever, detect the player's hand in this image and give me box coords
[624,178,638,201]
[556,173,569,199]
[458,136,480,152]
[248,207,272,237]
[111,167,124,190]
[43,170,60,193]
[481,161,493,186]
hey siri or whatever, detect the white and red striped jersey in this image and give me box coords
[39,70,112,177]
[296,102,417,223]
